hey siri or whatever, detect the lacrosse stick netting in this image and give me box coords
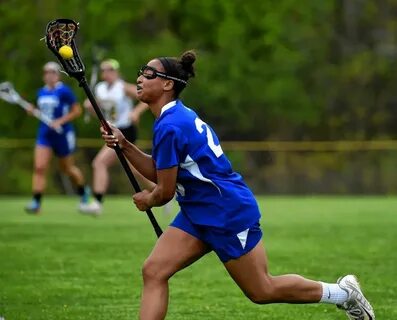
[45,19,85,79]
[0,82,20,104]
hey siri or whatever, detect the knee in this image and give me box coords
[34,164,47,176]
[59,164,71,175]
[245,289,274,305]
[92,158,105,171]
[246,291,274,305]
[141,258,170,284]
[245,277,276,305]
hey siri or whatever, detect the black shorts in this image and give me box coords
[120,124,137,143]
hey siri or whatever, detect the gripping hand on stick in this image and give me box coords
[100,122,127,149]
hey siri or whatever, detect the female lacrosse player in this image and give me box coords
[80,59,151,215]
[100,51,375,320]
[25,62,90,213]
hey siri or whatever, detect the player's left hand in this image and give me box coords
[132,190,152,211]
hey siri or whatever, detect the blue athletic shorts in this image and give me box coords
[170,211,263,263]
[36,129,76,157]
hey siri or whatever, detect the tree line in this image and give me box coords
[1,0,396,141]
[1,0,396,194]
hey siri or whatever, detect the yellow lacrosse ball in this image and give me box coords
[59,45,73,59]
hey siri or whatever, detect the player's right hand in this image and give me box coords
[100,122,126,149]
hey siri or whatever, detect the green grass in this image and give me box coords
[0,196,396,319]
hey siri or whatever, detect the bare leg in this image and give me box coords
[92,145,117,194]
[58,154,85,186]
[93,145,156,195]
[224,241,322,304]
[32,145,52,192]
[140,227,209,320]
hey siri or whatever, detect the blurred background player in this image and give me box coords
[25,61,90,213]
[80,59,150,215]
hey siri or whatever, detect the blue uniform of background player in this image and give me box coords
[36,80,77,156]
[25,62,89,213]
[100,52,375,320]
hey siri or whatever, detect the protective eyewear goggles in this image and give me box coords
[137,65,187,84]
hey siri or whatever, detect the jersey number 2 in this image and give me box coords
[195,118,223,157]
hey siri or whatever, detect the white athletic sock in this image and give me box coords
[319,282,348,305]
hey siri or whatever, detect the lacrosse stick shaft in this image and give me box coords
[19,100,63,134]
[0,82,62,134]
[79,77,163,237]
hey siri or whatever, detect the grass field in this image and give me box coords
[0,196,396,319]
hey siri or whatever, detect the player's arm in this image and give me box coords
[51,86,82,128]
[132,125,183,211]
[66,102,82,121]
[129,101,149,124]
[50,103,81,131]
[83,98,95,115]
[52,102,82,127]
[132,167,177,211]
[100,125,157,182]
[124,82,139,99]
[118,139,157,182]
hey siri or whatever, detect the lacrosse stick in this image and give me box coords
[0,81,63,134]
[44,18,163,238]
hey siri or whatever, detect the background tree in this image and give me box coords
[1,0,396,194]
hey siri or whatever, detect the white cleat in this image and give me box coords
[79,199,102,216]
[337,275,375,320]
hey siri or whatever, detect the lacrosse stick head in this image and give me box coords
[45,19,85,80]
[0,81,20,104]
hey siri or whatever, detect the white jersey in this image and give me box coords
[95,79,133,129]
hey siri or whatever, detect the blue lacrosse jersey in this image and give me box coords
[35,82,77,157]
[152,100,261,231]
[36,82,76,134]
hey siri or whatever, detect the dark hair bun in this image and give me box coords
[179,50,196,78]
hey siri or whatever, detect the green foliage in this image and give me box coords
[1,0,396,140]
[1,0,397,194]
